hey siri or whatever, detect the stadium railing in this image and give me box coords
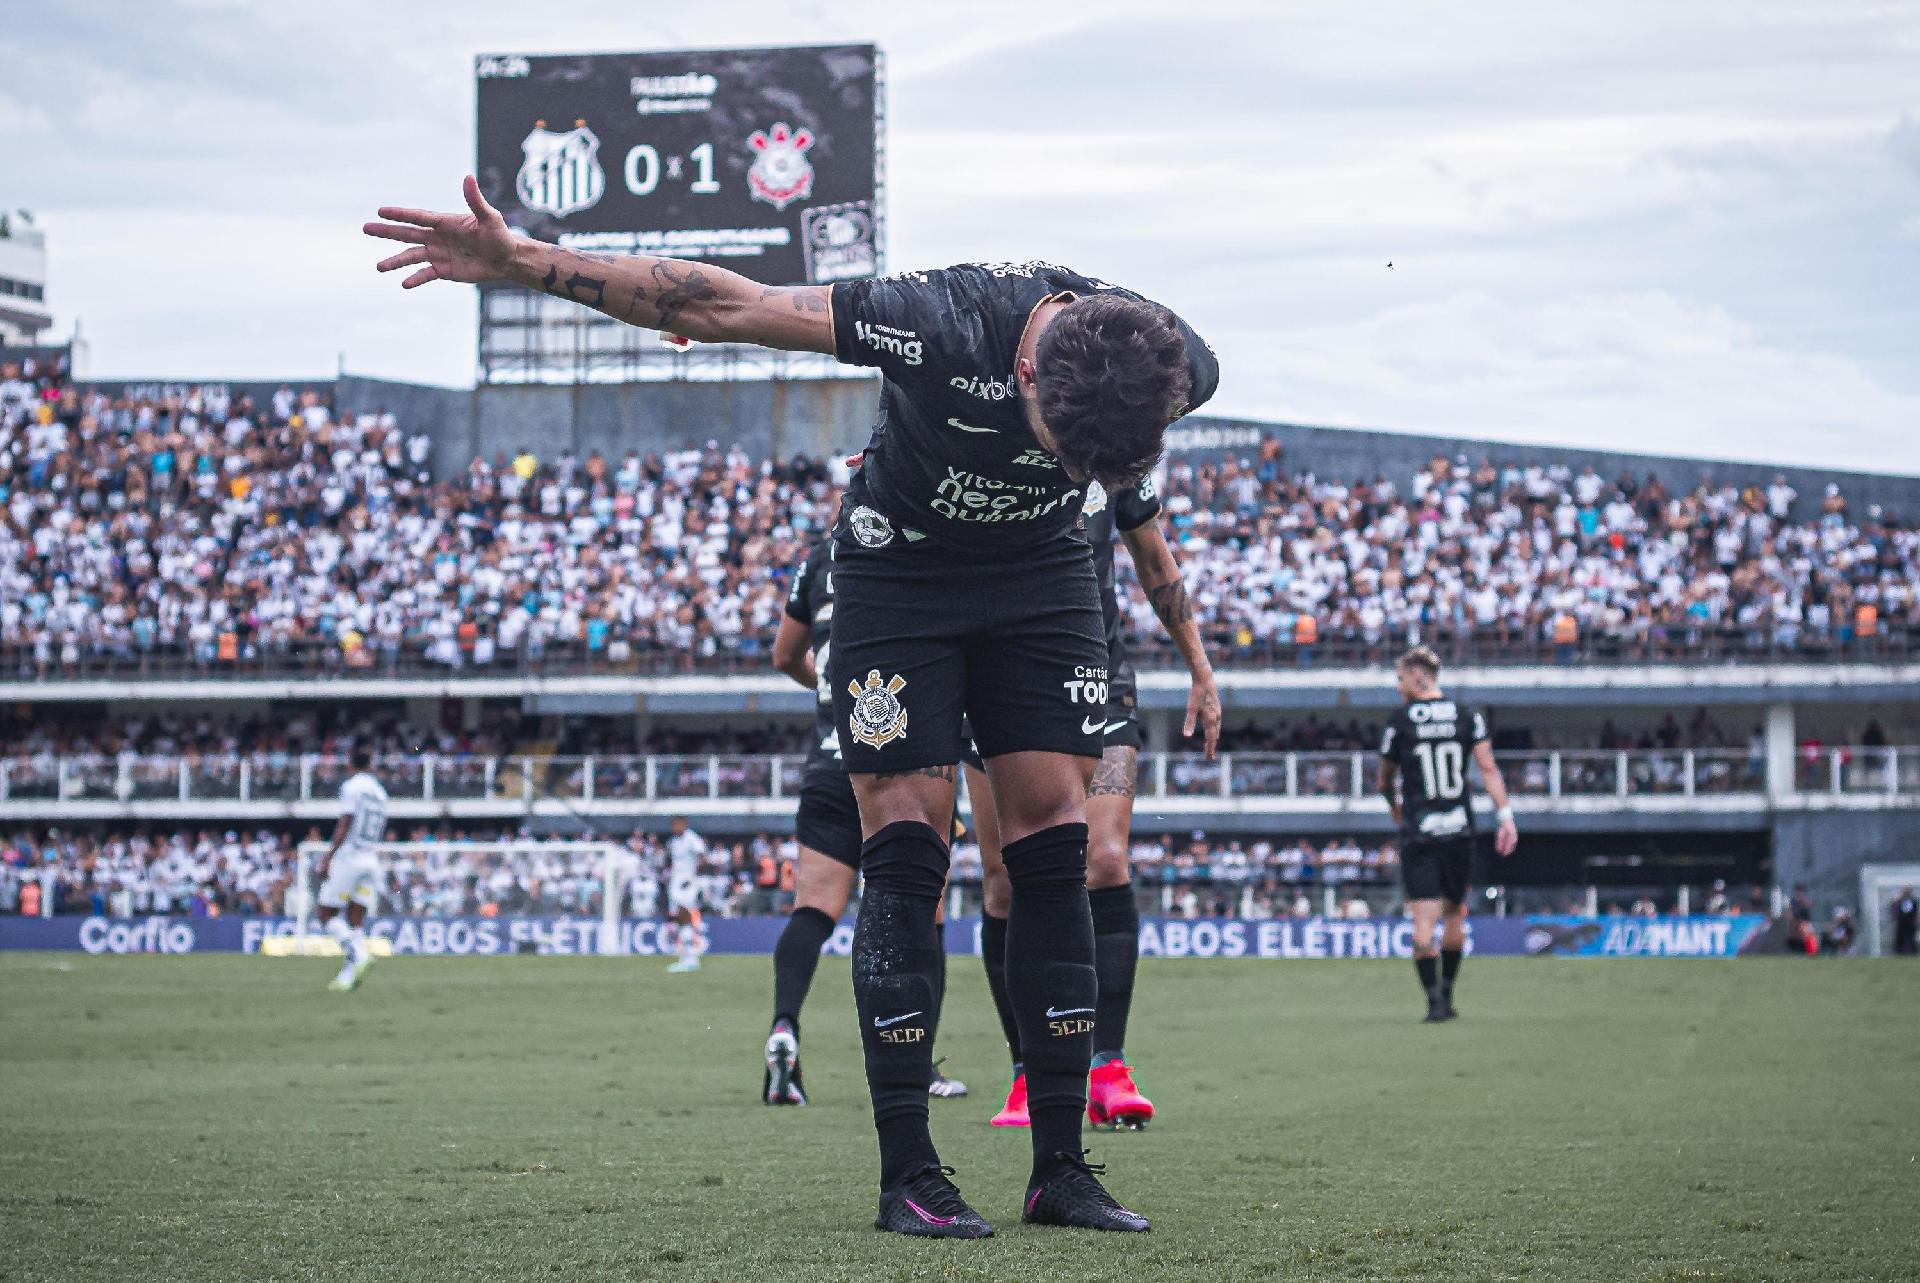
[0,623,1914,683]
[9,748,1913,807]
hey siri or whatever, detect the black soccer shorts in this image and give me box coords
[1098,648,1144,750]
[1100,711,1145,751]
[794,769,863,870]
[829,522,1108,774]
[1400,836,1476,905]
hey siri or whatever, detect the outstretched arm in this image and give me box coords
[1120,517,1220,758]
[364,176,835,352]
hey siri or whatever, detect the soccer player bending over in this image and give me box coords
[314,746,387,992]
[366,181,1218,1236]
[1377,646,1518,1022]
[761,538,965,1106]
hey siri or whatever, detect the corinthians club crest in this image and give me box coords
[847,670,909,749]
[848,505,893,548]
[517,120,605,218]
[746,122,815,210]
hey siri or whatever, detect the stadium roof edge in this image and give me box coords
[1186,412,1920,490]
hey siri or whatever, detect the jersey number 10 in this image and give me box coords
[1414,741,1466,800]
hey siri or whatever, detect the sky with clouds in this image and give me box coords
[5,0,1917,472]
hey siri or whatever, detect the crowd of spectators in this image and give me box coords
[0,708,509,763]
[0,823,1409,920]
[1,360,839,674]
[1142,442,1918,662]
[4,358,1916,677]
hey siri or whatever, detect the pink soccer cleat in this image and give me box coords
[990,1072,1030,1128]
[1086,1059,1154,1130]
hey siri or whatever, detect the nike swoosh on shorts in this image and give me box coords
[874,1011,923,1028]
[1045,1006,1095,1018]
[1081,717,1107,735]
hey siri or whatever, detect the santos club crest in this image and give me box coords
[847,670,908,749]
[747,122,815,210]
[517,121,605,218]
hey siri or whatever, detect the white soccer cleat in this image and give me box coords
[764,1024,806,1106]
[667,957,701,973]
[328,960,357,992]
[928,1060,969,1100]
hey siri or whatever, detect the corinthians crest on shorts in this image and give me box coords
[848,505,894,548]
[517,121,605,218]
[847,670,909,749]
[746,122,815,210]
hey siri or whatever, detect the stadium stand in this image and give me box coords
[2,355,1913,922]
[2,364,1915,678]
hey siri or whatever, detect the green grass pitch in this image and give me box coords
[2,953,1916,1282]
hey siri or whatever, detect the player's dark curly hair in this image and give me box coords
[1035,294,1191,487]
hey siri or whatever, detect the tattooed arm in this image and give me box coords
[364,176,834,353]
[1120,516,1221,758]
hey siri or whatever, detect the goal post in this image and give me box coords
[1857,862,1920,957]
[279,840,637,957]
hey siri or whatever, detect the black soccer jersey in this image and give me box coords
[783,539,841,781]
[829,262,1218,552]
[1379,697,1490,843]
[1082,472,1162,709]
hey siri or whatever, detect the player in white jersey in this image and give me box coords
[665,815,706,973]
[315,747,388,991]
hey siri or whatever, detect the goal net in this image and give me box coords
[1857,862,1920,957]
[269,840,640,958]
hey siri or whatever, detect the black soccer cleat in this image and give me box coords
[1424,992,1450,1023]
[1439,990,1460,1021]
[1022,1151,1149,1232]
[875,1164,994,1238]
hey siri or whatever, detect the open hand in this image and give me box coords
[364,175,516,289]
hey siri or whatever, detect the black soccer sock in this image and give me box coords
[851,821,948,1188]
[930,943,948,1047]
[771,905,836,1032]
[1089,883,1140,1063]
[1440,948,1463,996]
[980,912,1024,1070]
[1415,954,1440,996]
[1003,822,1096,1178]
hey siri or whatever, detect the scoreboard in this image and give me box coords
[475,44,881,287]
